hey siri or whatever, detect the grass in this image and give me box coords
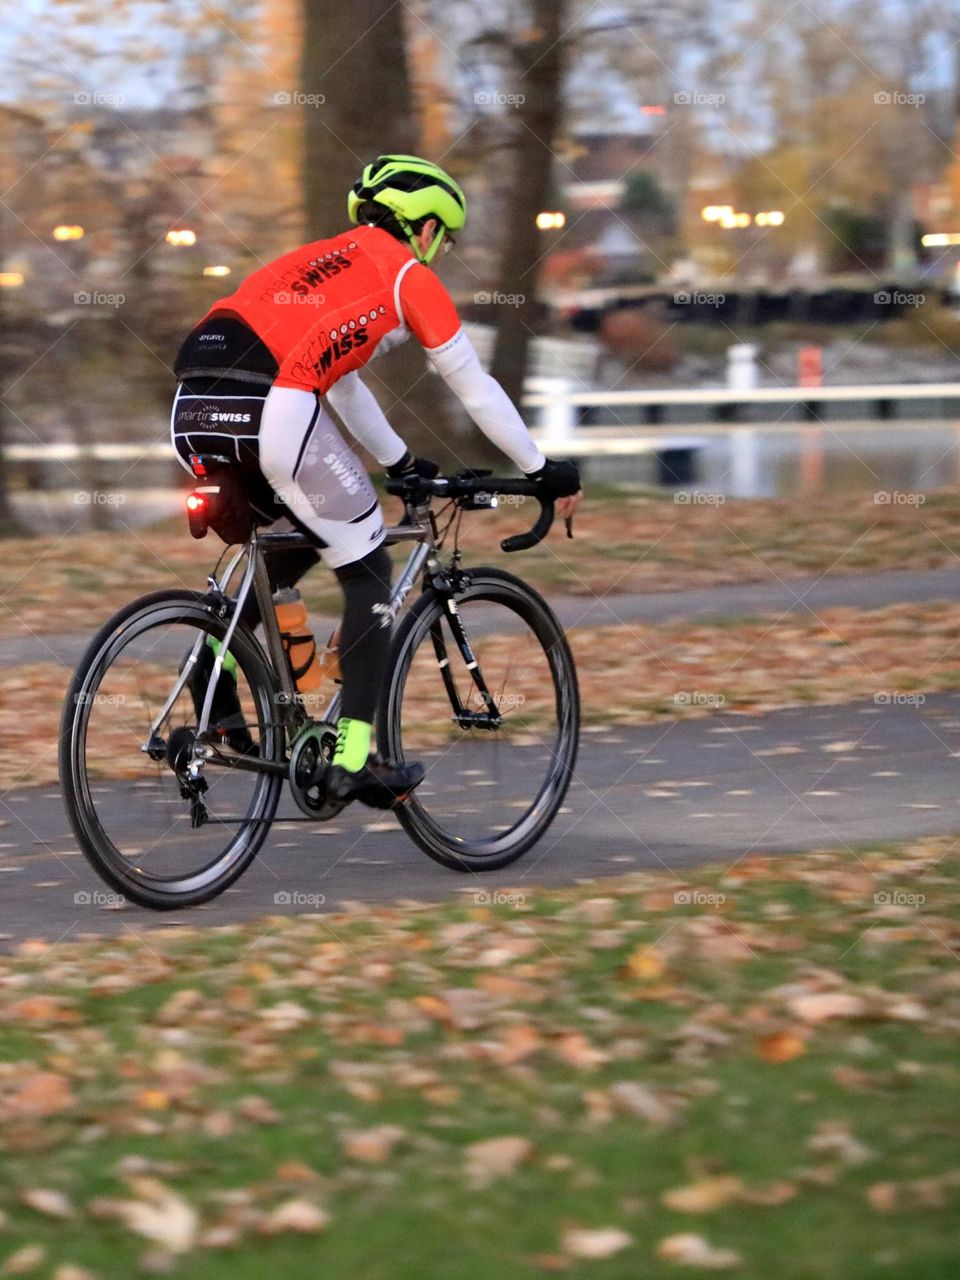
[4,484,960,638]
[1,838,958,1277]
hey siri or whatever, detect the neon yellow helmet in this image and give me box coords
[348,154,467,264]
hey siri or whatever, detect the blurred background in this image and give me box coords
[5,0,960,531]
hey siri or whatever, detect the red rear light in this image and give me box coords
[186,490,209,539]
[189,454,207,478]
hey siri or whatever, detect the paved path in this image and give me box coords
[3,693,959,947]
[2,566,957,669]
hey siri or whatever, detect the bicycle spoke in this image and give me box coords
[61,593,283,905]
[384,570,579,867]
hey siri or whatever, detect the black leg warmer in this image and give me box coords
[333,545,394,723]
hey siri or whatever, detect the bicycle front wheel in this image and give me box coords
[59,590,284,909]
[380,567,579,872]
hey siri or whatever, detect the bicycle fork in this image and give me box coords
[428,570,502,730]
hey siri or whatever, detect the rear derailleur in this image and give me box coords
[165,726,210,828]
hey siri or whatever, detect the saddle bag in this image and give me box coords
[185,454,256,545]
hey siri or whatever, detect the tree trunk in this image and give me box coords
[489,0,568,412]
[302,0,416,236]
[300,0,463,462]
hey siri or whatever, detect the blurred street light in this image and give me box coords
[719,211,753,229]
[165,229,197,247]
[922,232,960,246]
[52,225,84,241]
[0,272,24,287]
[707,209,785,229]
[536,211,566,231]
[202,264,231,278]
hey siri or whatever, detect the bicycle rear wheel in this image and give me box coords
[59,590,284,909]
[380,567,579,872]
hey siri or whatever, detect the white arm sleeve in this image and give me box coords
[324,371,407,467]
[426,330,547,475]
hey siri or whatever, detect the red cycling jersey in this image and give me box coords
[178,225,462,394]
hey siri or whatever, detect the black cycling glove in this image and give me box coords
[525,456,581,498]
[386,449,440,480]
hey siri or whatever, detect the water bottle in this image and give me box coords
[272,588,324,692]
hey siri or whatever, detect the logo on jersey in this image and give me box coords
[290,240,358,295]
[258,241,360,305]
[311,306,387,376]
[210,411,252,423]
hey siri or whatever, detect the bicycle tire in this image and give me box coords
[379,567,579,872]
[59,589,284,909]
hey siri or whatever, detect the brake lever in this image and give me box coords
[564,515,574,540]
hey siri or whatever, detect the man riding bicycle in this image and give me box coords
[171,154,582,808]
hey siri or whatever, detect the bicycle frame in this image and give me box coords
[145,506,438,779]
[146,472,553,785]
[248,520,434,736]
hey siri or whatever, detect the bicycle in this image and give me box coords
[58,459,580,910]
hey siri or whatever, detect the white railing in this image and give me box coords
[4,382,960,465]
[520,380,960,447]
[521,381,960,409]
[4,443,174,461]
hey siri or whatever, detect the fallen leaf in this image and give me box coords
[6,997,77,1023]
[202,1110,235,1137]
[1,1246,46,1275]
[341,1124,406,1163]
[554,1032,608,1071]
[787,993,866,1023]
[808,1123,874,1166]
[135,1089,169,1111]
[657,1233,742,1269]
[867,1183,898,1213]
[7,1072,74,1117]
[757,1031,806,1063]
[562,1227,633,1260]
[607,1081,678,1128]
[238,1096,279,1125]
[259,1001,311,1032]
[19,1188,75,1218]
[154,989,202,1025]
[883,998,927,1022]
[625,946,666,980]
[260,1198,329,1234]
[275,1161,320,1183]
[740,1181,797,1207]
[663,1176,743,1213]
[464,1136,532,1187]
[113,1179,197,1253]
[831,1065,874,1091]
[493,1023,541,1064]
[416,988,493,1030]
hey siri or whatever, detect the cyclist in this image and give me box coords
[171,154,582,808]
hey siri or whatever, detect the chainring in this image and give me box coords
[288,721,344,819]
